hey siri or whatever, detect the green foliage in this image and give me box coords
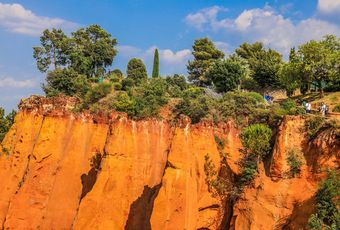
[304,116,326,139]
[126,58,148,86]
[240,124,272,158]
[298,35,340,96]
[308,170,340,229]
[34,25,117,79]
[279,48,302,96]
[112,78,168,118]
[33,28,69,72]
[82,82,112,109]
[70,24,118,77]
[174,87,212,123]
[43,68,90,97]
[286,149,303,177]
[112,92,136,116]
[235,42,283,90]
[165,74,188,97]
[187,37,224,86]
[152,48,160,78]
[214,135,225,151]
[0,108,16,142]
[238,154,258,185]
[333,104,340,112]
[204,154,232,199]
[206,59,243,93]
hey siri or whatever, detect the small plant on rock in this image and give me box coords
[286,149,303,177]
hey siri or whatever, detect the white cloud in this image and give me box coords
[0,77,37,88]
[318,0,340,14]
[185,6,230,31]
[0,3,78,36]
[185,6,340,55]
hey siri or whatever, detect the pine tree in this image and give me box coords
[152,48,160,78]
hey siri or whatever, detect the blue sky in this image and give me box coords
[0,0,339,112]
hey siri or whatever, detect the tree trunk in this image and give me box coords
[319,81,324,98]
[53,46,57,70]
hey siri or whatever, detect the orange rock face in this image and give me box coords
[0,99,338,230]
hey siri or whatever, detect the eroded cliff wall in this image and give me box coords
[0,97,338,230]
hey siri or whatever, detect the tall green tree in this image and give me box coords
[33,28,69,72]
[187,38,224,86]
[298,36,339,97]
[279,48,303,97]
[70,24,118,78]
[152,48,160,78]
[126,58,148,86]
[206,59,244,93]
[235,42,283,90]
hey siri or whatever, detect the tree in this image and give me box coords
[308,170,340,229]
[279,48,302,97]
[235,42,283,90]
[126,58,148,86]
[33,28,69,72]
[187,38,224,86]
[70,24,118,78]
[152,48,160,78]
[42,69,90,97]
[206,59,244,93]
[298,35,339,97]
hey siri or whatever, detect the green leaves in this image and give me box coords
[187,38,224,86]
[152,48,160,78]
[207,59,243,93]
[126,58,148,86]
[33,25,118,79]
[0,108,16,142]
[240,124,272,158]
[308,170,340,229]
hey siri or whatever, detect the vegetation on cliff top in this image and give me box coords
[30,25,339,125]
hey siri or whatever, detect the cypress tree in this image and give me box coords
[152,48,159,78]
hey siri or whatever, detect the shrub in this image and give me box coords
[112,92,136,116]
[308,170,340,229]
[82,82,112,109]
[333,104,340,112]
[214,135,225,151]
[165,74,188,97]
[304,116,326,139]
[43,68,90,97]
[240,124,272,158]
[238,154,258,185]
[286,149,303,177]
[0,108,16,142]
[174,87,213,123]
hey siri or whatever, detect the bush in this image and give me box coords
[308,170,340,229]
[286,149,303,177]
[174,87,212,123]
[112,92,136,116]
[240,124,272,158]
[82,82,112,109]
[304,116,326,139]
[333,104,340,112]
[165,74,188,97]
[238,154,258,185]
[43,68,90,97]
[0,108,16,142]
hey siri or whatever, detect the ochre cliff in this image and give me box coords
[0,96,338,229]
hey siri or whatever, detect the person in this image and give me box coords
[306,102,311,113]
[320,102,327,116]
